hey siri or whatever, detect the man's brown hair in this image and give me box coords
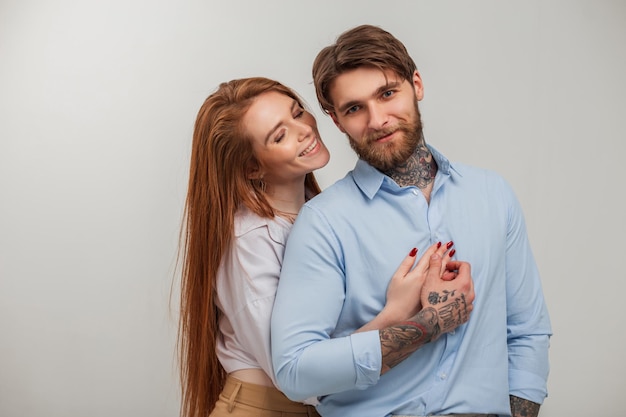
[312,24,418,114]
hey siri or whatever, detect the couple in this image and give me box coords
[178,25,551,417]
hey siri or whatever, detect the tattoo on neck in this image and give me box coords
[385,141,437,188]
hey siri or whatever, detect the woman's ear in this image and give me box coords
[246,162,264,180]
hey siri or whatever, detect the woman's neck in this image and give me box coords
[265,180,306,216]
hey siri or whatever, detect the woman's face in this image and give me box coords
[243,91,330,185]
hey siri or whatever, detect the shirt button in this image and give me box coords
[412,189,419,196]
[440,373,447,380]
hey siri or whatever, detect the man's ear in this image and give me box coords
[412,70,424,101]
[329,112,346,133]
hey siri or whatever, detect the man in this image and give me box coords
[271,25,551,417]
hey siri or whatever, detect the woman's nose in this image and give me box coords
[296,121,313,141]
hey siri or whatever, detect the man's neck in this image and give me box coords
[385,140,438,202]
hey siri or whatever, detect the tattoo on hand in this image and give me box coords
[428,289,456,304]
[438,293,467,331]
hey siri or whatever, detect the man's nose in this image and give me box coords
[367,103,388,130]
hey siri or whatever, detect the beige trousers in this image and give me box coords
[209,375,321,417]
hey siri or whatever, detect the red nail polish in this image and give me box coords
[409,247,418,257]
[449,249,456,257]
[446,241,454,249]
[437,242,442,248]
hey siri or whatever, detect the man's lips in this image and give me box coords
[370,129,397,143]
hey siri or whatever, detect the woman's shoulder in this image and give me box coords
[234,206,291,245]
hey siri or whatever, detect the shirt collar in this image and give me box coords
[352,144,459,199]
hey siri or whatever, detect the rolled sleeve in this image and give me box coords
[509,367,550,403]
[503,178,552,403]
[350,331,382,389]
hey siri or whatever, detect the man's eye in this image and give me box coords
[346,105,359,115]
[383,90,394,98]
[294,110,304,119]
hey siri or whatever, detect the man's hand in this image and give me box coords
[416,252,474,341]
[358,242,455,333]
[383,242,457,322]
[379,252,474,373]
[510,395,541,417]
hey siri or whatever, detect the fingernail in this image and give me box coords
[446,241,454,249]
[409,247,418,257]
[437,242,442,248]
[449,249,456,257]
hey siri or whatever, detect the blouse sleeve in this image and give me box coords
[217,220,285,385]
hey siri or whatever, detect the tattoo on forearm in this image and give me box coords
[510,395,540,417]
[418,307,441,339]
[380,320,430,370]
[380,308,439,372]
[379,285,471,374]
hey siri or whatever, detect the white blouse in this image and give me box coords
[215,206,292,387]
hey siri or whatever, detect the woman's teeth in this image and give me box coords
[300,138,318,156]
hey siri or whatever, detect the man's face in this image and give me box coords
[328,67,424,171]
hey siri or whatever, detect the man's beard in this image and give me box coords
[347,101,423,172]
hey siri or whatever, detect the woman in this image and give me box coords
[178,77,454,417]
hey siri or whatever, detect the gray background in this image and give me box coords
[1,0,624,416]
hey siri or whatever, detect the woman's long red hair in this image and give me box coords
[178,77,321,417]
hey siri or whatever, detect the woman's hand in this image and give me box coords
[384,241,456,320]
[356,241,456,332]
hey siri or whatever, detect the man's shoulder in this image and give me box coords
[449,162,517,205]
[453,160,498,176]
[451,161,508,185]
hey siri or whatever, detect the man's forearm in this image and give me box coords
[510,395,540,417]
[379,307,439,373]
[379,256,473,374]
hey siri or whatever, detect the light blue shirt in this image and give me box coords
[271,146,551,417]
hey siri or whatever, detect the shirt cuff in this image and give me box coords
[350,330,382,389]
[509,368,549,404]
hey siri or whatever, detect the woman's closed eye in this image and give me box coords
[274,130,286,143]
